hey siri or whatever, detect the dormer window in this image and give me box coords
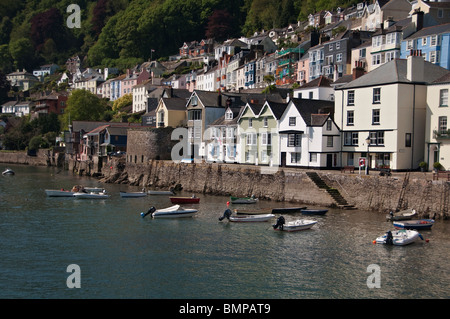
[225,110,233,120]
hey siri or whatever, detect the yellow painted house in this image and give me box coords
[155,97,187,128]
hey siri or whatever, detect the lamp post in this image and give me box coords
[365,136,370,175]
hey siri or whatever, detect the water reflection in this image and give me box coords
[1,164,450,298]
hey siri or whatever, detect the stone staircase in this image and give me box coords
[306,171,356,209]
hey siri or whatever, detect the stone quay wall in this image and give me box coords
[100,159,450,219]
[0,149,64,167]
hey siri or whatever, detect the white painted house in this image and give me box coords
[279,98,338,168]
[425,72,450,171]
[334,52,449,171]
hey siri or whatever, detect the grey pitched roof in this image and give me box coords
[337,58,450,89]
[265,101,288,120]
[290,98,334,126]
[431,71,450,84]
[403,22,450,40]
[210,106,244,126]
[162,97,187,111]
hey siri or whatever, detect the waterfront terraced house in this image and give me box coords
[185,90,227,160]
[424,72,450,171]
[334,52,449,171]
[206,105,243,163]
[237,100,287,167]
[279,98,338,168]
[155,97,187,128]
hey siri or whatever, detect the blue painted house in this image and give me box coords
[400,22,450,70]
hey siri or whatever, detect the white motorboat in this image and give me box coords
[386,208,417,221]
[45,189,75,197]
[141,205,197,218]
[120,190,147,198]
[272,216,317,232]
[2,168,15,176]
[219,209,274,222]
[375,229,423,246]
[73,191,110,199]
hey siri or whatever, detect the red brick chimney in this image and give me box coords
[352,61,366,80]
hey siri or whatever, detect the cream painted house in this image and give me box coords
[425,72,450,171]
[155,97,187,128]
[335,53,448,171]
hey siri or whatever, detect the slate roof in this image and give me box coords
[290,98,334,126]
[403,22,450,40]
[298,75,332,89]
[210,106,244,126]
[431,71,450,84]
[161,97,187,111]
[337,58,450,89]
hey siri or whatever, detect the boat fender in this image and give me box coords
[219,209,232,221]
[386,231,393,245]
[141,206,156,218]
[272,216,286,230]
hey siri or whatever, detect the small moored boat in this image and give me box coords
[386,208,417,221]
[120,190,147,198]
[375,229,423,246]
[300,209,328,215]
[230,195,258,204]
[2,168,15,176]
[148,190,175,195]
[141,205,197,218]
[218,209,274,222]
[73,191,110,199]
[272,216,317,232]
[45,189,75,197]
[170,195,200,204]
[393,219,435,230]
[271,206,307,214]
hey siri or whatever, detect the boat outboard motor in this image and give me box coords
[272,216,286,230]
[141,206,156,218]
[385,230,394,245]
[219,209,232,221]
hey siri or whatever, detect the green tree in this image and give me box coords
[9,37,35,70]
[61,89,107,130]
[112,93,132,113]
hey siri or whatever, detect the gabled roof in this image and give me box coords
[161,97,187,111]
[210,106,244,126]
[289,98,334,126]
[337,58,449,89]
[264,101,289,120]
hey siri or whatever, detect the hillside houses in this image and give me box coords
[4,0,450,173]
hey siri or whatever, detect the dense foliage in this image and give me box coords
[0,0,359,74]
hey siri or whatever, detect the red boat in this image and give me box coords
[169,196,200,204]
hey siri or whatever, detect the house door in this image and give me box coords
[326,154,333,169]
[281,152,286,167]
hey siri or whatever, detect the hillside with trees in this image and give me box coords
[0,0,359,74]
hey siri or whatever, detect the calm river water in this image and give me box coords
[1,164,450,299]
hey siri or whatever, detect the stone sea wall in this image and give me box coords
[100,158,450,219]
[3,150,447,219]
[0,149,64,167]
